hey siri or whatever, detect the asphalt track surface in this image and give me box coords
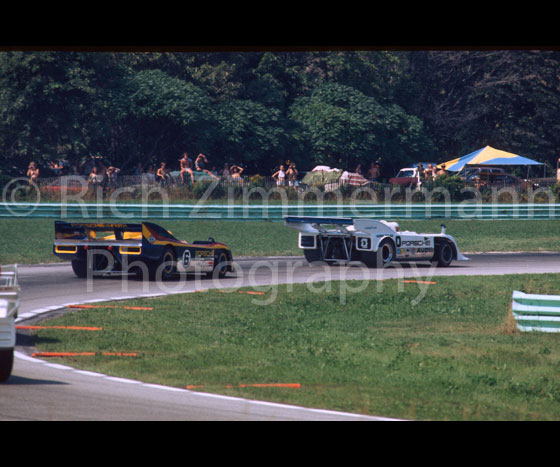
[3,252,560,420]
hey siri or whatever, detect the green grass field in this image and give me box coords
[27,274,560,421]
[2,218,560,265]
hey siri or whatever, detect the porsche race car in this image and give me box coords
[284,216,468,268]
[54,221,234,280]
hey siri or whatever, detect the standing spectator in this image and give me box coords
[180,152,194,184]
[69,161,80,175]
[230,165,244,181]
[367,162,380,181]
[431,164,437,179]
[156,162,170,186]
[424,164,434,180]
[286,162,299,186]
[354,163,363,175]
[221,163,232,180]
[436,164,447,177]
[27,162,40,185]
[82,157,95,176]
[145,164,156,184]
[134,163,144,176]
[272,165,286,186]
[88,166,103,188]
[106,166,120,187]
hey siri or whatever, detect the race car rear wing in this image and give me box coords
[284,216,357,234]
[284,216,401,237]
[55,221,143,241]
[284,216,354,226]
[54,221,145,254]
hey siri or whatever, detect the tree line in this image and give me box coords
[1,49,559,182]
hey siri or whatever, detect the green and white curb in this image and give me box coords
[512,290,560,333]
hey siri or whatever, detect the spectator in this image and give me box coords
[156,162,170,186]
[195,154,219,180]
[230,165,244,182]
[106,166,120,187]
[286,162,299,186]
[134,163,144,176]
[49,160,63,176]
[88,166,103,188]
[180,152,194,184]
[436,164,447,177]
[367,162,380,181]
[221,163,232,180]
[425,164,434,180]
[354,163,362,175]
[27,162,40,185]
[145,164,156,184]
[82,157,95,176]
[69,161,80,175]
[272,165,286,186]
[431,164,437,179]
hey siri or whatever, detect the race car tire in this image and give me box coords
[433,240,454,267]
[71,259,88,278]
[361,238,395,268]
[303,248,322,264]
[0,348,14,382]
[149,247,177,281]
[207,251,229,279]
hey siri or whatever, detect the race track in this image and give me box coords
[3,252,560,420]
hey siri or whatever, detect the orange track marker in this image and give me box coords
[237,383,300,388]
[16,325,103,331]
[32,352,96,357]
[402,280,437,285]
[101,352,137,357]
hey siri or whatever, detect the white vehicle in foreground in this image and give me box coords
[284,216,468,268]
[0,265,19,382]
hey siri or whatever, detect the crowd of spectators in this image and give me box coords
[417,163,447,181]
[24,152,395,191]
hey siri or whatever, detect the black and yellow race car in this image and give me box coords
[53,221,234,280]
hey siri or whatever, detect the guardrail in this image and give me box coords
[512,290,560,333]
[1,202,560,220]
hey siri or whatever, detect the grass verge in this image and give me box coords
[26,273,560,420]
[2,218,560,265]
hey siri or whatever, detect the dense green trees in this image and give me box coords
[1,49,559,180]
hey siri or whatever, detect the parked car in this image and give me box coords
[458,166,506,180]
[389,167,421,187]
[465,170,530,190]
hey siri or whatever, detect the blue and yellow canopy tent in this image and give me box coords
[437,146,544,173]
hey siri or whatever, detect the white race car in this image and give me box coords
[0,265,19,382]
[284,216,468,268]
